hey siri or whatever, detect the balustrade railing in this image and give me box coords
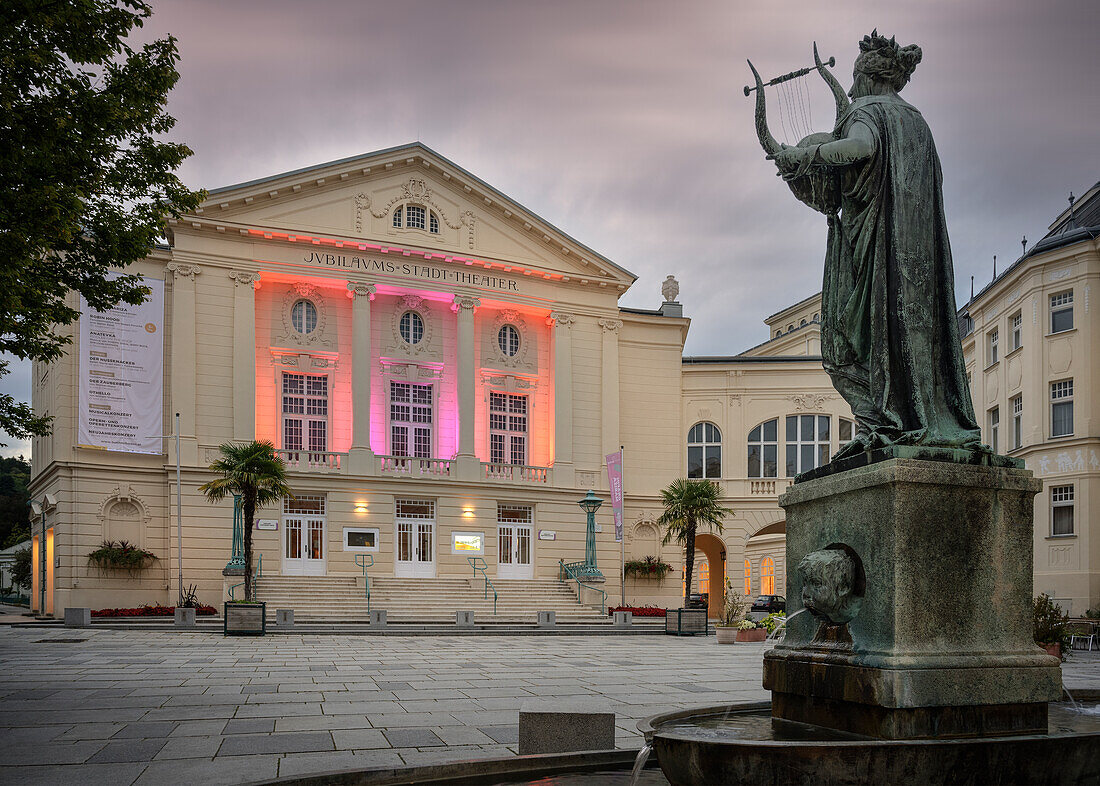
[481,462,549,483]
[378,455,453,477]
[277,450,345,472]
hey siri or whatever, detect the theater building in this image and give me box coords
[29,142,858,619]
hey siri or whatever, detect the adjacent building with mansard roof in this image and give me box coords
[960,182,1100,615]
[28,142,865,621]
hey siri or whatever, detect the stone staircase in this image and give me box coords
[254,575,612,624]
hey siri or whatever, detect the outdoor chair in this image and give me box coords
[1068,622,1096,651]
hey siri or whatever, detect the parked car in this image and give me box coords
[686,592,709,610]
[752,595,785,614]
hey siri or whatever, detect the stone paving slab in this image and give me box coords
[1,627,1095,785]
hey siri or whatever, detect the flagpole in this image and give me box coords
[620,444,625,608]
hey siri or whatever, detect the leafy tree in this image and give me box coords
[10,546,32,592]
[658,478,731,608]
[199,442,292,601]
[0,0,203,441]
[0,456,32,546]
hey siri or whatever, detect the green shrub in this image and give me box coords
[1033,593,1070,659]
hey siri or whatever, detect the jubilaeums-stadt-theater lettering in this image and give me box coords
[27,144,1099,621]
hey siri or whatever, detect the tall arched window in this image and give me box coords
[747,419,778,478]
[743,558,752,595]
[761,556,775,595]
[687,422,721,479]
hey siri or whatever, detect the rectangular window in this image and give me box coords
[343,527,379,551]
[390,381,433,458]
[1050,291,1073,333]
[785,414,830,477]
[1051,485,1074,536]
[1012,395,1023,449]
[988,407,999,454]
[489,391,527,465]
[282,373,328,453]
[406,204,426,230]
[988,329,999,365]
[1050,380,1073,438]
[747,419,778,478]
[1011,312,1022,352]
[838,418,854,443]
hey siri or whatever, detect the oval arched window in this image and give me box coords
[399,311,424,345]
[291,299,318,334]
[498,324,520,357]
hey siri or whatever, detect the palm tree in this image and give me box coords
[199,441,292,601]
[658,478,731,609]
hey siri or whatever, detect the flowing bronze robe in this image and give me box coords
[820,95,981,451]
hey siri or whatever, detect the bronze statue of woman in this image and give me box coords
[767,32,983,459]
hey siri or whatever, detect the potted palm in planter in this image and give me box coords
[715,581,749,644]
[1033,593,1070,661]
[200,441,291,636]
[659,478,732,636]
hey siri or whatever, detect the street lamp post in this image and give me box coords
[577,490,604,574]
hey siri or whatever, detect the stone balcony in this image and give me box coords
[267,449,552,485]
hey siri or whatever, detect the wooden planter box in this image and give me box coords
[224,602,266,636]
[665,608,708,636]
[736,627,767,642]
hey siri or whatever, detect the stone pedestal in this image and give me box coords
[763,452,1062,739]
[518,699,615,754]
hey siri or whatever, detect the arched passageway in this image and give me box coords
[694,532,726,619]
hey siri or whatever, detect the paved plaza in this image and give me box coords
[1,627,1097,785]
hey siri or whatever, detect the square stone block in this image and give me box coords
[174,608,196,628]
[613,611,632,627]
[276,609,294,628]
[764,455,1062,738]
[456,610,475,627]
[537,611,556,627]
[369,609,387,627]
[518,699,615,754]
[64,608,90,628]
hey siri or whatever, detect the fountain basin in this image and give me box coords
[640,701,1100,786]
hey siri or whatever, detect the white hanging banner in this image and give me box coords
[78,273,164,454]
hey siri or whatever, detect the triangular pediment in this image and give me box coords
[184,143,635,287]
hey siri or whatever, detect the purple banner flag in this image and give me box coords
[606,450,624,542]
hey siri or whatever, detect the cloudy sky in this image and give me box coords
[3,0,1098,456]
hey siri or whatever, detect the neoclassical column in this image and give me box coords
[229,271,260,442]
[599,318,623,463]
[347,282,377,468]
[167,261,200,465]
[549,312,576,487]
[453,295,481,465]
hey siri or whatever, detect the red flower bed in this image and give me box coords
[609,605,666,617]
[91,604,217,618]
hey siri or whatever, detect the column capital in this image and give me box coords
[548,311,576,328]
[228,270,261,289]
[598,318,623,333]
[346,282,377,300]
[452,294,481,313]
[167,262,201,280]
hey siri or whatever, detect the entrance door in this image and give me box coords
[394,499,436,578]
[395,520,435,577]
[283,495,327,576]
[284,516,326,576]
[497,524,532,579]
